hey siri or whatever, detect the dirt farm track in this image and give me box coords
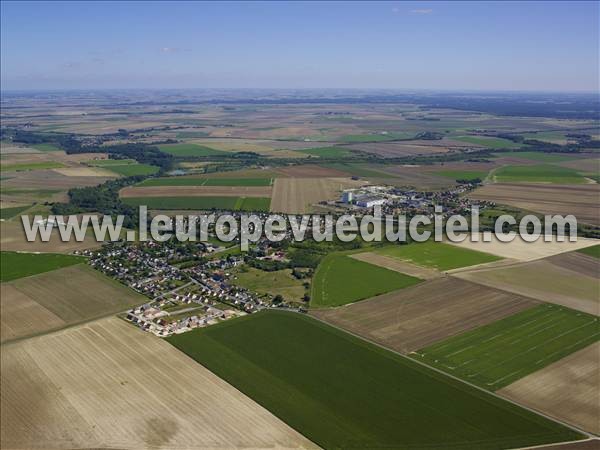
[0,317,316,450]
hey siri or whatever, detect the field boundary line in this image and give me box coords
[306,312,595,441]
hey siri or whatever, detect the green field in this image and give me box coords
[494,164,585,184]
[298,146,357,158]
[321,162,395,178]
[31,143,62,152]
[496,151,581,163]
[1,251,85,282]
[106,163,159,176]
[137,177,272,187]
[158,143,229,157]
[577,244,600,259]
[339,132,413,143]
[1,162,65,172]
[88,158,137,166]
[0,205,30,220]
[232,267,306,302]
[122,196,271,211]
[436,169,489,180]
[519,131,570,143]
[311,253,421,307]
[167,311,581,449]
[375,241,501,271]
[413,304,600,390]
[453,135,524,149]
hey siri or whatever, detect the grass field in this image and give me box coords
[232,267,306,302]
[453,135,524,149]
[31,143,62,152]
[412,304,600,391]
[339,132,413,143]
[1,162,65,172]
[167,311,582,449]
[494,164,586,184]
[138,177,273,187]
[88,158,137,166]
[311,253,421,307]
[436,169,489,180]
[496,151,581,163]
[0,204,30,220]
[105,163,159,176]
[375,241,501,271]
[321,162,394,178]
[577,244,600,259]
[297,146,357,158]
[0,251,85,282]
[122,196,271,211]
[158,143,229,157]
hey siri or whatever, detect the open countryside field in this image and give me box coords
[0,251,85,282]
[120,185,272,198]
[104,162,159,176]
[123,196,271,211]
[468,183,600,225]
[412,304,600,390]
[0,264,146,343]
[311,253,421,307]
[350,252,442,279]
[578,244,600,259]
[454,253,599,315]
[167,311,582,449]
[493,164,587,184]
[312,277,537,353]
[499,342,600,435]
[1,161,66,172]
[375,241,501,271]
[446,235,600,262]
[453,135,524,149]
[158,143,229,157]
[138,176,273,186]
[231,267,306,302]
[0,204,30,220]
[270,177,361,213]
[1,317,315,450]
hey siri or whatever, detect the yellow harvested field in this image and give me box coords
[350,252,441,280]
[1,265,147,342]
[120,185,273,198]
[468,183,600,225]
[499,342,600,435]
[0,220,101,254]
[52,167,117,177]
[270,177,362,213]
[446,234,599,262]
[453,256,599,315]
[0,317,316,449]
[0,284,66,343]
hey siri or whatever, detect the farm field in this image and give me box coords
[1,161,66,172]
[454,254,599,315]
[167,310,582,449]
[468,183,600,225]
[138,176,272,186]
[122,195,271,211]
[1,317,315,450]
[0,220,101,254]
[494,151,583,163]
[104,162,159,176]
[312,277,536,353]
[231,267,306,302]
[158,143,229,156]
[436,169,489,180]
[52,166,117,177]
[493,164,586,184]
[375,241,501,271]
[453,135,524,149]
[311,253,422,307]
[412,304,600,390]
[446,234,600,262]
[120,185,272,198]
[0,251,85,282]
[270,177,361,213]
[0,204,30,220]
[0,264,146,342]
[577,244,600,259]
[499,342,600,435]
[349,252,441,279]
[297,146,358,158]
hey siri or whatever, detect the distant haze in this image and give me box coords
[1,1,598,92]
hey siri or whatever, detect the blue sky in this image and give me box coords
[1,1,598,91]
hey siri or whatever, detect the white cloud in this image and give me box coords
[411,9,433,14]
